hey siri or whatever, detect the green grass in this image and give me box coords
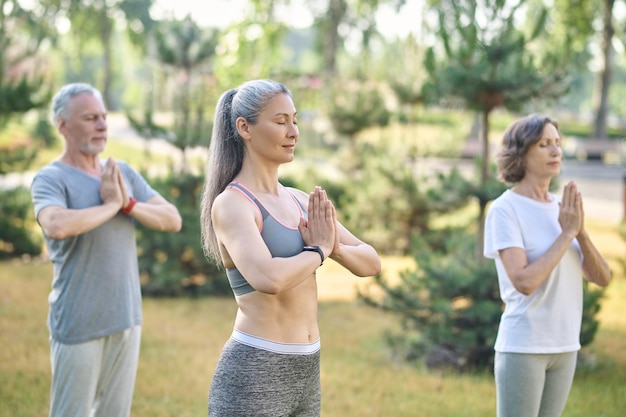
[1,221,625,417]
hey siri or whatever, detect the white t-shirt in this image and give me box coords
[484,189,583,353]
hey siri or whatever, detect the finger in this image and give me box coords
[308,191,316,220]
[562,183,572,207]
[311,190,323,221]
[578,192,584,213]
[324,200,333,220]
[565,183,577,208]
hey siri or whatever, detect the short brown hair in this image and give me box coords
[496,114,559,183]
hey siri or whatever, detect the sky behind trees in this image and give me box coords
[151,0,423,39]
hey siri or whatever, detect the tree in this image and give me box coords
[327,79,391,150]
[64,0,156,109]
[127,17,219,172]
[384,34,428,123]
[591,0,617,140]
[0,0,58,126]
[0,0,60,259]
[210,0,291,86]
[550,0,624,139]
[309,0,406,80]
[423,0,570,258]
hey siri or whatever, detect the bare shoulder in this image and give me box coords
[212,187,258,223]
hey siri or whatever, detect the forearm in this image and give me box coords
[578,230,612,286]
[41,203,121,239]
[511,232,576,295]
[127,202,182,232]
[329,242,381,277]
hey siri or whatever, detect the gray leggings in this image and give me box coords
[494,351,578,417]
[208,338,321,417]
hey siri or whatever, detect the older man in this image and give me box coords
[31,82,182,417]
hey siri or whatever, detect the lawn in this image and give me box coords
[1,220,625,417]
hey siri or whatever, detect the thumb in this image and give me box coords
[298,217,307,233]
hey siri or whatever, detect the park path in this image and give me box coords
[418,157,625,225]
[2,113,624,224]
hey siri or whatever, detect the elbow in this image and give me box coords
[160,212,182,232]
[355,258,382,277]
[585,264,612,288]
[170,215,183,232]
[516,286,534,296]
[255,281,281,295]
[512,280,537,296]
[251,271,282,295]
[43,224,71,240]
[594,273,612,288]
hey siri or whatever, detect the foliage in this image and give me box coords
[309,0,407,78]
[360,232,502,370]
[128,16,218,170]
[327,80,391,140]
[0,0,56,127]
[5,259,626,416]
[423,0,572,257]
[0,186,43,259]
[30,113,57,148]
[64,0,156,109]
[0,139,38,175]
[0,113,57,175]
[424,0,570,114]
[580,279,605,347]
[331,141,472,255]
[385,34,428,118]
[361,227,608,371]
[136,171,228,297]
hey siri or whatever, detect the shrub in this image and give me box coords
[360,232,501,370]
[0,186,43,259]
[136,171,228,297]
[361,229,607,371]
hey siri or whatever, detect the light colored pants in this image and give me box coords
[494,351,578,417]
[49,325,142,417]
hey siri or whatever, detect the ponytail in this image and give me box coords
[200,79,292,264]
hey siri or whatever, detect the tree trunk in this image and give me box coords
[322,0,347,79]
[476,109,491,261]
[591,0,615,140]
[101,13,114,110]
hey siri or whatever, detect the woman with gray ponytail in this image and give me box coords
[200,79,381,417]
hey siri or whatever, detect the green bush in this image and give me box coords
[361,229,607,371]
[136,171,228,297]
[361,232,501,370]
[0,186,43,259]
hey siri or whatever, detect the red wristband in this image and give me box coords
[122,197,137,215]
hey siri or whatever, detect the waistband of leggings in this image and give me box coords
[231,328,321,355]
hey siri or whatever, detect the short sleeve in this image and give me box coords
[31,169,67,219]
[483,202,524,259]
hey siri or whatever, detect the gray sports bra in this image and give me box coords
[225,182,307,296]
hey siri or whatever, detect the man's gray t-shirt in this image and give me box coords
[31,160,158,344]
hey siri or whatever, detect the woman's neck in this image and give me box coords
[511,179,552,202]
[235,163,281,195]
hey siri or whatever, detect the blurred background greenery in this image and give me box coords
[1,1,626,414]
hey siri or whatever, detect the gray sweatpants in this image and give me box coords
[49,325,142,417]
[494,351,578,417]
[208,338,321,417]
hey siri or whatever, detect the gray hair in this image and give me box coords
[200,79,292,264]
[496,113,560,183]
[51,83,104,125]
